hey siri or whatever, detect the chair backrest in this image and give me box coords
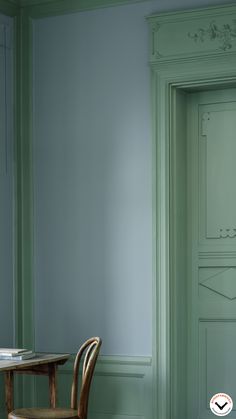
[71,337,102,419]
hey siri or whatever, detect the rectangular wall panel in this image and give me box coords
[34,357,152,419]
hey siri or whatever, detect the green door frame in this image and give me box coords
[148,4,236,419]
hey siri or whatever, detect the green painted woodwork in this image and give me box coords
[187,88,236,419]
[199,322,236,403]
[148,4,236,63]
[9,3,35,410]
[170,88,187,419]
[15,9,35,408]
[148,4,236,419]
[197,91,236,243]
[34,356,152,419]
[15,7,34,352]
[0,0,24,411]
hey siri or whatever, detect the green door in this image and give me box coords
[187,88,236,419]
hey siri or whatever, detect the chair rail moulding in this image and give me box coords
[147,3,236,419]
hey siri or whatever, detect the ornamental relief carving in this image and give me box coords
[150,22,163,58]
[201,112,210,135]
[150,22,160,33]
[188,20,236,51]
[219,228,236,238]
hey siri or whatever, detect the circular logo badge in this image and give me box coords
[210,393,233,416]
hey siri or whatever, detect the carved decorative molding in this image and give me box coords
[188,20,236,51]
[150,22,160,33]
[219,228,236,238]
[201,112,210,135]
[150,22,163,59]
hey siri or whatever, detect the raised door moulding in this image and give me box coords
[199,104,236,242]
[199,267,236,300]
[147,5,236,63]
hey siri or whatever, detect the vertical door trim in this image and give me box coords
[152,71,236,419]
[148,5,236,418]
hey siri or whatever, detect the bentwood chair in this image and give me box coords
[8,337,102,419]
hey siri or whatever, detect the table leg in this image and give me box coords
[48,364,57,408]
[5,371,14,415]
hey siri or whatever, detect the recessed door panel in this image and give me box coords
[199,102,236,243]
[199,322,236,418]
[188,88,236,419]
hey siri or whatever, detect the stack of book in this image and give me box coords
[0,348,35,361]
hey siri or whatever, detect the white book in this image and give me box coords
[0,352,35,361]
[0,348,28,355]
[0,348,33,357]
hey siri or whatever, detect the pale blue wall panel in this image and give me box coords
[33,2,153,356]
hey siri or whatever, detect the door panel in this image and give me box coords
[199,322,236,418]
[199,100,236,243]
[188,89,236,419]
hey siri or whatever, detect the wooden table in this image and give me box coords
[0,353,70,415]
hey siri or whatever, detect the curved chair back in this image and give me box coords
[71,337,102,419]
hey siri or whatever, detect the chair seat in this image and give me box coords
[8,408,78,419]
